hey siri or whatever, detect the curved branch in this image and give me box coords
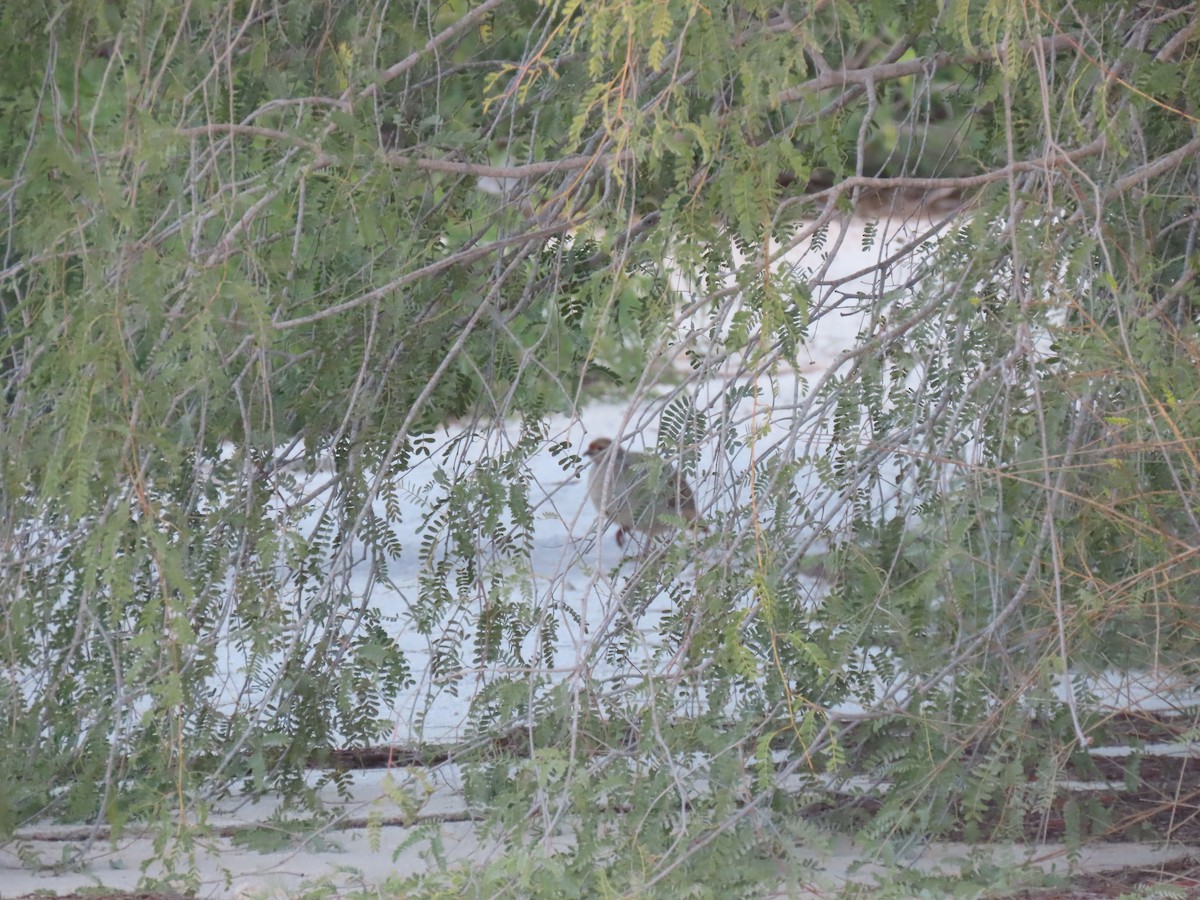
[270,221,575,330]
[384,148,633,179]
[371,0,514,90]
[777,33,1081,104]
[1107,137,1200,198]
[803,134,1108,199]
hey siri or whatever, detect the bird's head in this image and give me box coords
[584,437,613,460]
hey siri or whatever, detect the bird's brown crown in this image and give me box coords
[584,437,613,459]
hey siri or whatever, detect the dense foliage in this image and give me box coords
[2,0,1198,892]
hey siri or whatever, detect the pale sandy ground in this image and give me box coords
[2,767,1195,897]
[5,217,1197,897]
[2,765,1195,899]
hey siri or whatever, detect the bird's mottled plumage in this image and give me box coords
[584,437,700,549]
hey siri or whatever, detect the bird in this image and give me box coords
[583,436,701,549]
